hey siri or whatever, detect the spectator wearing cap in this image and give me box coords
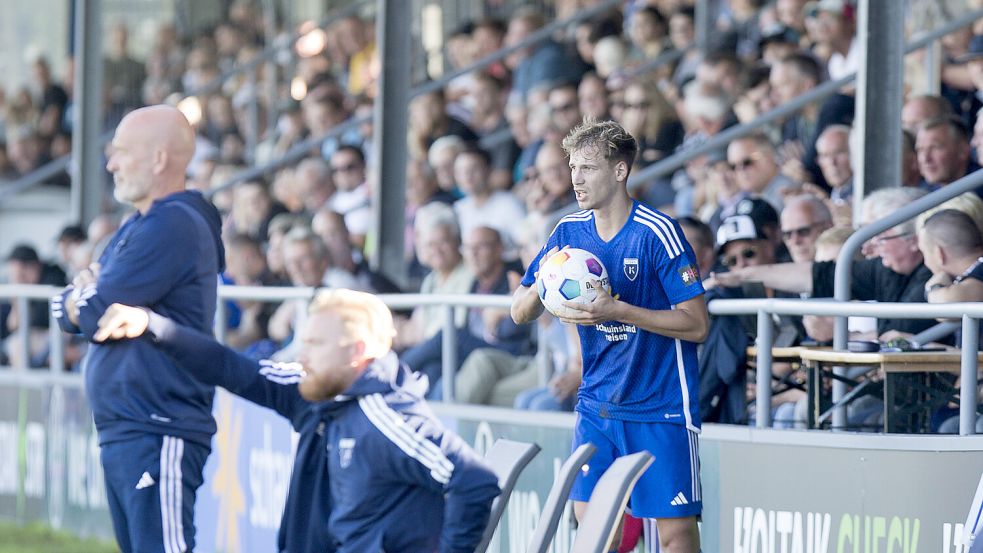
[2,244,67,367]
[698,211,780,425]
[804,0,857,81]
[713,187,936,340]
[915,116,979,192]
[726,132,798,212]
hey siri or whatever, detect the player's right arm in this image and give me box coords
[510,245,558,324]
[95,304,307,420]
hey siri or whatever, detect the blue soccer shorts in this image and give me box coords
[101,434,210,553]
[569,413,702,518]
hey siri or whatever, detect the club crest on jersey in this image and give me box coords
[623,258,639,281]
[338,438,356,468]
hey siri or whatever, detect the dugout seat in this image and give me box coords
[526,442,597,553]
[570,451,654,553]
[475,438,542,553]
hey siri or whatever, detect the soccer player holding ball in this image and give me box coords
[511,119,709,553]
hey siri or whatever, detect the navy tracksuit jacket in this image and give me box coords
[145,312,501,553]
[53,190,225,447]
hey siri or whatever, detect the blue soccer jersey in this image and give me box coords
[521,203,705,429]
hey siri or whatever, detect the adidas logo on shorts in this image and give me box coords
[669,491,689,506]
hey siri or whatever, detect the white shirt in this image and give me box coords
[329,184,372,237]
[453,191,526,252]
[827,38,860,81]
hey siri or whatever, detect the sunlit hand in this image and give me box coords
[708,269,746,288]
[556,279,619,325]
[94,303,151,342]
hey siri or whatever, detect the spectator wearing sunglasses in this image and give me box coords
[780,195,833,263]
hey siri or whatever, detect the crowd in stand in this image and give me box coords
[4,0,983,432]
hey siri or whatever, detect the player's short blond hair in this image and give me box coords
[308,289,396,359]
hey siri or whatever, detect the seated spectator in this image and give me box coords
[1,245,67,367]
[328,145,372,250]
[402,226,533,397]
[221,234,278,353]
[268,228,354,359]
[452,146,526,253]
[915,116,979,191]
[713,187,937,339]
[780,194,833,264]
[311,208,402,294]
[901,94,955,134]
[293,156,334,215]
[427,135,467,198]
[806,0,858,81]
[408,89,478,161]
[547,82,583,142]
[617,78,684,167]
[467,72,519,191]
[504,8,585,101]
[813,124,854,203]
[758,23,801,66]
[727,132,799,211]
[699,212,777,425]
[627,6,672,64]
[230,180,288,242]
[521,141,578,221]
[577,71,610,121]
[395,203,474,348]
[918,210,983,433]
[54,224,87,278]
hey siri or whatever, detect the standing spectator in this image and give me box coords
[407,89,477,161]
[54,106,224,553]
[31,57,68,138]
[104,22,147,123]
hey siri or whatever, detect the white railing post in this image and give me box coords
[441,305,457,403]
[755,309,773,428]
[961,315,979,436]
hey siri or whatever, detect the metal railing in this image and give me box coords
[3,283,980,434]
[708,297,981,436]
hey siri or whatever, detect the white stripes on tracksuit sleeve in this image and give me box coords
[258,360,305,384]
[358,394,455,484]
[159,436,187,553]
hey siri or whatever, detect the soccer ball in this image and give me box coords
[537,248,611,318]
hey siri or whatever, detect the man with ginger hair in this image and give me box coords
[93,290,500,553]
[53,105,226,553]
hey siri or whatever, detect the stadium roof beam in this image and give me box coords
[370,0,412,288]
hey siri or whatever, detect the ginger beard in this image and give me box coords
[296,310,366,402]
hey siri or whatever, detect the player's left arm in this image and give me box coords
[559,288,709,342]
